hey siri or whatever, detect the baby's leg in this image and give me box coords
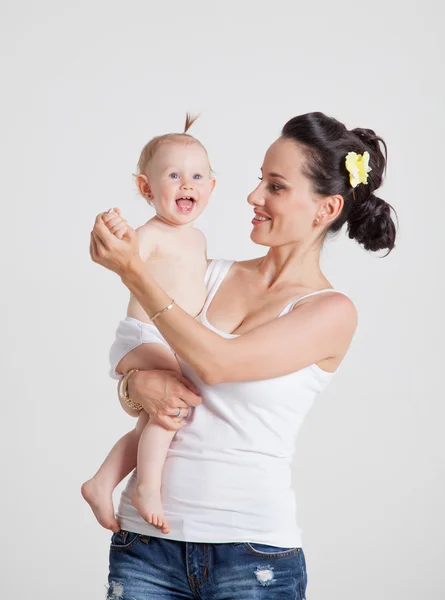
[82,340,181,532]
[131,421,176,534]
[82,412,149,532]
[120,341,182,534]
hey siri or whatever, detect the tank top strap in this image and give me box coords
[202,259,235,313]
[278,288,350,316]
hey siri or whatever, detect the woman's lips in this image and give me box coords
[252,213,271,225]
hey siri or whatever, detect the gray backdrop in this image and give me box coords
[1,0,444,598]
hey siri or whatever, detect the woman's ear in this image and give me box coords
[136,174,153,202]
[322,194,344,224]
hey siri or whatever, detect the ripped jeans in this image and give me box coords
[108,530,307,599]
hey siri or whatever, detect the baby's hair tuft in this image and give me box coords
[184,112,200,133]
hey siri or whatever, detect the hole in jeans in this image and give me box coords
[254,566,275,586]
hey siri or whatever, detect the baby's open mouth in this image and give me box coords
[176,197,195,213]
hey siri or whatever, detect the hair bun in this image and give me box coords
[280,112,397,254]
[347,193,396,253]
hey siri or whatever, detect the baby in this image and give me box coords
[82,114,215,534]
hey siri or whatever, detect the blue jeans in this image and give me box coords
[108,530,308,599]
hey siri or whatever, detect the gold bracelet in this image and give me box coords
[118,368,143,411]
[150,299,175,322]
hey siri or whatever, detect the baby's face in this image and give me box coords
[147,141,215,226]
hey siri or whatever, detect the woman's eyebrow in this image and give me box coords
[260,168,287,181]
[268,172,287,181]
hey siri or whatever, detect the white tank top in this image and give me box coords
[115,259,348,547]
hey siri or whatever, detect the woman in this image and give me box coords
[91,112,396,600]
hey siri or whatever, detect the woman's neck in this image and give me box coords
[256,244,327,290]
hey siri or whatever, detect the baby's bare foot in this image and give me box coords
[131,485,170,535]
[81,478,120,533]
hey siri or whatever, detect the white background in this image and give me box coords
[1,0,444,598]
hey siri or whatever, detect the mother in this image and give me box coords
[91,112,396,600]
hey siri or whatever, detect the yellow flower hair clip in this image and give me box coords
[345,151,372,189]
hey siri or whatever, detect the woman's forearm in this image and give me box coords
[122,261,230,384]
[121,260,356,385]
[93,220,355,385]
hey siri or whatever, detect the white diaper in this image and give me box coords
[108,316,173,379]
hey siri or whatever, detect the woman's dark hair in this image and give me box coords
[281,112,397,253]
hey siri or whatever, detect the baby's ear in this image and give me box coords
[209,178,216,193]
[135,174,153,202]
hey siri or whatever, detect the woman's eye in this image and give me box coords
[170,173,180,179]
[193,174,202,180]
[258,176,282,193]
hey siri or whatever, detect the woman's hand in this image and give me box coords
[90,210,143,277]
[128,370,202,431]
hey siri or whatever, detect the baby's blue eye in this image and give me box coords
[170,173,180,179]
[193,174,202,180]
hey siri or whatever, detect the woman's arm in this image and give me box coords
[126,264,357,384]
[91,216,357,385]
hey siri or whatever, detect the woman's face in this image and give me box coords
[248,137,320,248]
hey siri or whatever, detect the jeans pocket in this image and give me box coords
[242,542,300,559]
[110,530,146,552]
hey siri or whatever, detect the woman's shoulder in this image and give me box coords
[291,289,358,343]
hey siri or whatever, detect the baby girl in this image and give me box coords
[82,115,215,534]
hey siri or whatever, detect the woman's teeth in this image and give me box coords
[254,215,270,221]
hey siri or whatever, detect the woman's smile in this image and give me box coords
[252,210,272,225]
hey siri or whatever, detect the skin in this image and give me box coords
[90,137,357,385]
[87,136,358,535]
[135,140,215,228]
[82,141,214,534]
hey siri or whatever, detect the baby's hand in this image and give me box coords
[103,208,128,240]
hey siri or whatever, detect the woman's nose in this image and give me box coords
[247,185,263,207]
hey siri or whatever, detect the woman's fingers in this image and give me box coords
[104,214,126,230]
[102,213,128,239]
[155,414,187,432]
[126,370,201,422]
[167,406,190,417]
[164,392,198,409]
[113,225,128,240]
[93,213,120,246]
[175,375,201,396]
[103,208,121,222]
[179,386,202,407]
[164,372,201,406]
[163,396,190,410]
[109,221,128,235]
[105,207,121,217]
[104,215,124,229]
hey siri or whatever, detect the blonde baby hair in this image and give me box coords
[136,112,205,176]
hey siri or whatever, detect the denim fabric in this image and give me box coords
[108,530,307,599]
